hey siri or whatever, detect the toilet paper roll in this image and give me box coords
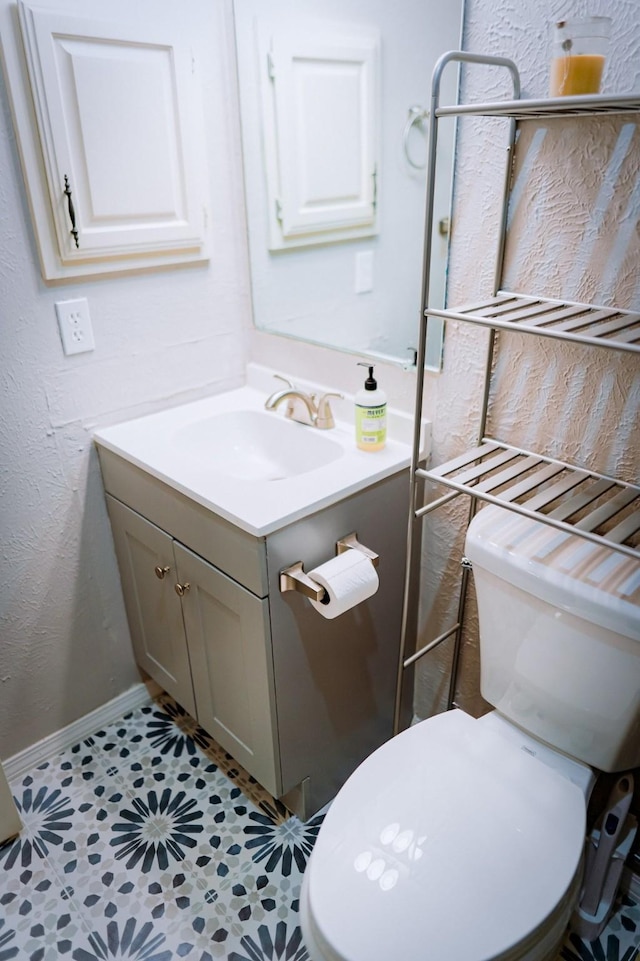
[308,549,379,619]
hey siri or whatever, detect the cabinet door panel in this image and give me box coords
[16,1,208,274]
[175,544,280,796]
[106,497,196,716]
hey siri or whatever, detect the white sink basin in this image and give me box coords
[173,410,343,481]
[94,379,421,535]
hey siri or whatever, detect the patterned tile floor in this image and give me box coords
[0,694,638,961]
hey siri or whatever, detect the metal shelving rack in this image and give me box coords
[393,53,640,734]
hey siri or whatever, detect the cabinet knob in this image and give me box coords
[154,565,171,579]
[175,582,190,597]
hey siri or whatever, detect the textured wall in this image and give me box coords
[1,0,638,769]
[413,0,640,720]
[0,0,252,759]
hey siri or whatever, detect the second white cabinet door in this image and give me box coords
[175,544,280,797]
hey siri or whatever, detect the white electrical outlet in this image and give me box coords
[55,298,95,355]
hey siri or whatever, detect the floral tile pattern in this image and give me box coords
[560,892,639,961]
[1,693,638,961]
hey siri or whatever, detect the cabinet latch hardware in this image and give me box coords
[63,175,79,248]
[175,582,191,597]
[154,565,170,579]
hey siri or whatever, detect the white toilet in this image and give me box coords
[301,506,640,961]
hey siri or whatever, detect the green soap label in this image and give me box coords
[356,404,387,444]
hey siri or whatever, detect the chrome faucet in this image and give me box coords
[264,375,342,429]
[265,388,317,426]
[315,391,342,429]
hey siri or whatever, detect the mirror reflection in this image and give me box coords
[234,0,464,368]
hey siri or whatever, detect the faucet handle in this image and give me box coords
[273,373,295,389]
[315,392,343,430]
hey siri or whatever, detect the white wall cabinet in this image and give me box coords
[2,0,209,280]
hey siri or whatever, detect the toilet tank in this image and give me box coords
[465,506,640,773]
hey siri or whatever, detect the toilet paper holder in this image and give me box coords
[279,533,379,601]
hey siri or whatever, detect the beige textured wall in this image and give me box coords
[413,1,640,721]
[493,119,638,480]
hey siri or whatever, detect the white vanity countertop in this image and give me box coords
[94,371,428,536]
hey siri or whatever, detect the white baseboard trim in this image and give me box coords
[4,683,154,782]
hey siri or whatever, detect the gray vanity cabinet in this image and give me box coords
[98,443,408,818]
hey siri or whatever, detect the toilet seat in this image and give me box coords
[302,710,586,961]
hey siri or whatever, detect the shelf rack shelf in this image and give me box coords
[436,92,640,120]
[427,292,640,353]
[417,439,640,560]
[394,52,640,734]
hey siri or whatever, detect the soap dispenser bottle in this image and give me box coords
[355,363,387,451]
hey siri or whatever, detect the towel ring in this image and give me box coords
[402,105,429,170]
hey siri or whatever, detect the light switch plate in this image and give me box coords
[55,298,95,355]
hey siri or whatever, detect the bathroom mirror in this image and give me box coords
[233,0,464,369]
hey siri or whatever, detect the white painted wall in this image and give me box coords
[0,0,252,759]
[1,0,638,766]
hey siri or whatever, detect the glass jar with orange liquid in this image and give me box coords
[550,16,611,97]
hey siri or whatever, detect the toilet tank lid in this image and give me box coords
[465,506,640,641]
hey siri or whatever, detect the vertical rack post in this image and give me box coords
[394,52,521,737]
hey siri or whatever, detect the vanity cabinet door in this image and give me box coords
[106,497,196,717]
[174,544,280,797]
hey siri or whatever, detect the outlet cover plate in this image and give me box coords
[55,298,95,355]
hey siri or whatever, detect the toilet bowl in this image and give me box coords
[301,709,591,961]
[301,505,640,961]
